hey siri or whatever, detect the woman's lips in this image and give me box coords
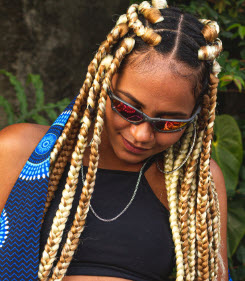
[121,136,150,154]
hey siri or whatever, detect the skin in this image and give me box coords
[0,56,228,280]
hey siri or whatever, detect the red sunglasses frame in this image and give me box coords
[108,89,201,133]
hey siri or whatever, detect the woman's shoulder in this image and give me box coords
[209,158,227,220]
[0,123,50,164]
[0,123,50,213]
[210,158,227,199]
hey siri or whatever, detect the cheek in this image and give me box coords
[105,99,129,131]
[155,129,186,151]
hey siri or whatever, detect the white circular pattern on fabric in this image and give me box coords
[19,158,50,181]
[35,133,57,155]
[53,110,72,127]
[0,209,9,248]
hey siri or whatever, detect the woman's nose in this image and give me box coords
[130,122,154,143]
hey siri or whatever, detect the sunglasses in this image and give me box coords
[108,89,201,133]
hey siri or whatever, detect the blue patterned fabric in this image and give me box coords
[0,99,75,281]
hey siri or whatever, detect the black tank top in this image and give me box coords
[40,159,175,281]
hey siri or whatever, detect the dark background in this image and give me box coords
[0,0,129,127]
[0,0,244,129]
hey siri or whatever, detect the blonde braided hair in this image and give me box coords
[48,38,135,281]
[42,23,129,221]
[39,1,224,280]
[160,10,222,281]
[39,23,131,281]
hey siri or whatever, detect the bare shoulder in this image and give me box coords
[0,123,50,213]
[0,123,50,164]
[209,158,227,221]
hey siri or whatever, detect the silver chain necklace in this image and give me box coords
[80,158,151,222]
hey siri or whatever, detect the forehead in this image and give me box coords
[111,56,196,114]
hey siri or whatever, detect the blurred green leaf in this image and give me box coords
[231,60,240,68]
[27,74,45,108]
[0,71,71,127]
[0,70,28,115]
[227,200,245,258]
[44,109,58,121]
[56,98,71,111]
[238,182,245,195]
[240,49,245,59]
[236,239,245,264]
[240,166,245,182]
[239,26,245,40]
[0,95,15,124]
[212,115,243,195]
[227,23,241,31]
[32,114,50,125]
[220,75,233,81]
[221,31,234,39]
[234,76,244,92]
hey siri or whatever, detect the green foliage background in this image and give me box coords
[0,0,245,280]
[0,70,70,127]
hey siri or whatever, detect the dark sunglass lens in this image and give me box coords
[155,121,187,131]
[113,99,143,122]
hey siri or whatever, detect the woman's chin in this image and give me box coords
[112,144,153,166]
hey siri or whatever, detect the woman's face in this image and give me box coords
[103,55,197,165]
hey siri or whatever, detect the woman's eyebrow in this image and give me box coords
[116,89,144,107]
[115,89,189,117]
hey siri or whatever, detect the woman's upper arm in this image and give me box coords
[0,123,49,214]
[210,158,228,281]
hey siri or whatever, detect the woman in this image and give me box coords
[0,1,229,280]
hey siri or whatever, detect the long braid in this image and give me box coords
[48,38,135,281]
[194,22,221,279]
[206,75,220,280]
[206,189,215,280]
[49,65,95,169]
[164,147,185,280]
[164,129,193,280]
[165,123,196,281]
[42,115,83,221]
[43,23,130,220]
[187,125,205,280]
[38,61,109,281]
[164,145,174,201]
[177,120,199,278]
[196,95,211,280]
[44,55,106,221]
[188,175,197,281]
[209,173,221,277]
[46,21,129,197]
[196,73,218,280]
